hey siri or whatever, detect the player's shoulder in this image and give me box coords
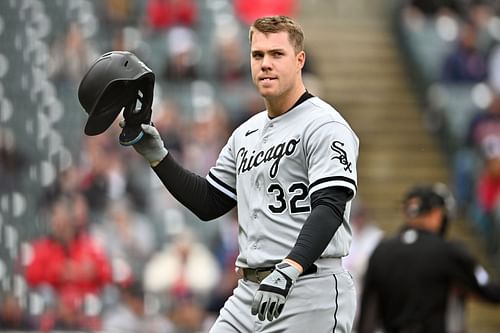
[307,96,336,111]
[300,96,356,134]
[302,97,348,123]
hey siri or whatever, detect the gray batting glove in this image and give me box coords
[251,262,300,321]
[120,121,168,166]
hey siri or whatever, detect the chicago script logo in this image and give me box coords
[237,138,300,178]
[330,141,352,173]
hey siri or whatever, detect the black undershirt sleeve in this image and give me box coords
[152,154,236,221]
[286,186,352,271]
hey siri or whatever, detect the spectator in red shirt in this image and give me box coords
[146,0,198,31]
[462,93,500,252]
[454,92,500,209]
[474,135,500,251]
[477,156,500,214]
[25,194,112,306]
[233,0,296,26]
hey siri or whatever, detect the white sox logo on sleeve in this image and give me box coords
[237,138,300,178]
[330,141,352,173]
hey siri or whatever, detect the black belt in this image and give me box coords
[242,264,318,283]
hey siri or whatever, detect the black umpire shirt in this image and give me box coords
[358,226,500,333]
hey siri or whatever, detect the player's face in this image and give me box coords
[250,31,305,101]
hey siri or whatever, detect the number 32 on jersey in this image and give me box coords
[267,182,310,214]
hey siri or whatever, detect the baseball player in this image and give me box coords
[124,16,359,332]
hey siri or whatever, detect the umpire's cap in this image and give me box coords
[403,183,456,219]
[78,51,155,136]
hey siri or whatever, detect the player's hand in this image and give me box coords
[251,262,300,321]
[120,121,168,166]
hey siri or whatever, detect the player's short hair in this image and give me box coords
[249,15,305,54]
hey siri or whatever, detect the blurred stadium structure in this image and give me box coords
[0,0,93,310]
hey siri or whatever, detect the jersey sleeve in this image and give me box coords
[305,121,359,197]
[207,132,238,200]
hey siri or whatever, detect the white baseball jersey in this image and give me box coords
[207,96,359,268]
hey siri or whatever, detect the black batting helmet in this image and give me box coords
[78,51,155,136]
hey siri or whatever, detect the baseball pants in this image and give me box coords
[209,262,356,333]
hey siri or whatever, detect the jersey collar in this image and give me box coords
[268,91,315,120]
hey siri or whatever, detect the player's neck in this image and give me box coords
[266,84,306,118]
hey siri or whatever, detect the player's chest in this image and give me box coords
[235,124,304,180]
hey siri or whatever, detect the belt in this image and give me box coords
[242,264,318,283]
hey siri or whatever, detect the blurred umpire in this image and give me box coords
[358,183,500,333]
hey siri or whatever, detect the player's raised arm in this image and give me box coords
[77,51,236,221]
[127,122,236,221]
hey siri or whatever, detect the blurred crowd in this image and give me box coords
[0,0,317,332]
[397,0,500,263]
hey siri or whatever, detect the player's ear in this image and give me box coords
[297,50,306,70]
